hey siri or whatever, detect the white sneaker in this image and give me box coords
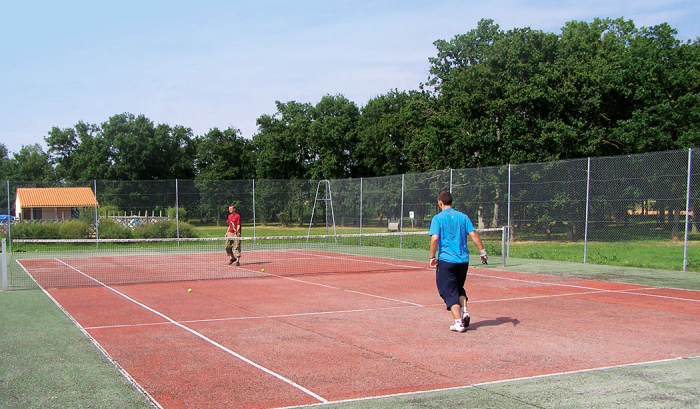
[462,312,470,328]
[450,322,466,332]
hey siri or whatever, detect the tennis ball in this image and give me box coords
[187,288,192,293]
[261,268,265,272]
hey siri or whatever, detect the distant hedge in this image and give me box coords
[9,219,198,240]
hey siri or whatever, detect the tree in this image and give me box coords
[152,124,197,179]
[45,121,105,181]
[613,23,700,152]
[354,90,432,176]
[195,127,254,180]
[0,143,13,179]
[253,101,314,179]
[308,94,360,179]
[11,144,55,182]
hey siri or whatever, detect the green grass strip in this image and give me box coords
[0,289,153,408]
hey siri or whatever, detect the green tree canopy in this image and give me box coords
[195,127,254,180]
[253,101,314,179]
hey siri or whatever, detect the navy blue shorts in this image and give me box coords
[435,260,469,310]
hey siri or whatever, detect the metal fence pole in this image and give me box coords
[400,174,405,249]
[359,177,363,246]
[2,239,6,291]
[501,227,507,267]
[252,179,256,243]
[684,148,693,272]
[507,164,511,258]
[449,168,453,193]
[6,180,11,254]
[175,179,180,246]
[583,158,591,264]
[94,180,99,249]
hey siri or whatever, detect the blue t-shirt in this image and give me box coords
[429,207,475,263]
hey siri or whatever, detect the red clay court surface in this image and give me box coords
[18,252,700,408]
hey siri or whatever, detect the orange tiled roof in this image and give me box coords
[16,187,98,207]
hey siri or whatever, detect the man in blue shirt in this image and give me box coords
[429,190,487,333]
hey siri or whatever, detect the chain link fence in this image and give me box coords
[2,149,698,290]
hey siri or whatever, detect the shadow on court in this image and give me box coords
[469,316,520,330]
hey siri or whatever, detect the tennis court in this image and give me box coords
[12,233,700,408]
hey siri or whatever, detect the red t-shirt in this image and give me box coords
[227,213,241,233]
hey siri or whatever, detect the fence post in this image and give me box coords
[359,177,363,246]
[252,179,256,243]
[507,164,511,258]
[583,158,591,264]
[94,180,99,249]
[175,179,180,246]
[684,148,692,272]
[6,180,11,254]
[501,226,507,267]
[2,238,6,291]
[399,174,405,249]
[449,168,453,193]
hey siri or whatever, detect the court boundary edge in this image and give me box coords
[283,355,700,408]
[14,259,163,409]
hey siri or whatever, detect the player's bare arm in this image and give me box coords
[430,234,439,267]
[469,230,488,264]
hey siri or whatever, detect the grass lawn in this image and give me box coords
[0,290,153,408]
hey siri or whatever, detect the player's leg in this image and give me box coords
[234,233,241,266]
[457,263,470,327]
[226,239,236,264]
[436,260,466,332]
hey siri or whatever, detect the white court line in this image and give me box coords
[275,252,700,305]
[281,355,700,409]
[15,260,163,409]
[231,262,424,307]
[470,271,700,304]
[53,258,328,404]
[85,304,419,330]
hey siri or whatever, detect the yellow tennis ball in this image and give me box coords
[261,268,265,272]
[187,288,192,293]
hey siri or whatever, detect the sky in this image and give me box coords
[2,0,699,156]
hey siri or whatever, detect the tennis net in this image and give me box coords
[7,229,506,289]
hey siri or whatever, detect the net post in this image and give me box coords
[2,238,7,291]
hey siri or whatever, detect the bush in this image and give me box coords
[277,211,290,227]
[76,207,96,227]
[11,222,61,239]
[58,220,92,239]
[132,220,198,239]
[98,205,120,217]
[166,207,187,221]
[98,218,133,239]
[177,221,197,238]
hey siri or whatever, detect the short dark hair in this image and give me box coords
[438,190,452,205]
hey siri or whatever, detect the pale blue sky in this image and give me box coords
[2,0,699,155]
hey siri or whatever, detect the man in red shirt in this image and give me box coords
[225,205,241,266]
